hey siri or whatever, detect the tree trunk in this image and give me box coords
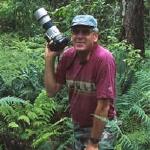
[122,0,144,56]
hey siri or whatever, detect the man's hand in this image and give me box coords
[44,43,62,97]
[85,143,99,150]
[45,43,59,59]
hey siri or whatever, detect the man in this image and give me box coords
[44,15,116,150]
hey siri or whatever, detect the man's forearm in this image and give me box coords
[90,100,110,140]
[91,108,108,140]
[44,54,58,97]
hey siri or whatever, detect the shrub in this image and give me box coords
[0,90,73,150]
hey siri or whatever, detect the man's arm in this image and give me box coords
[86,99,110,149]
[44,45,62,97]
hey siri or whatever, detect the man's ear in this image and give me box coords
[93,32,99,42]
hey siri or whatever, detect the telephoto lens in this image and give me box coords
[34,8,69,51]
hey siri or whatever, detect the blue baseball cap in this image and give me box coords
[71,15,98,32]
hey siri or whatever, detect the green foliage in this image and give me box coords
[52,0,121,41]
[0,75,11,97]
[0,96,26,105]
[0,64,44,101]
[0,0,50,35]
[127,130,150,148]
[0,91,73,150]
[115,61,150,149]
[0,0,149,48]
[144,0,150,48]
[107,36,142,94]
[0,33,45,101]
[11,64,44,101]
[1,0,122,38]
[0,33,44,83]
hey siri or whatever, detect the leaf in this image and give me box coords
[18,115,30,125]
[25,129,36,137]
[27,111,38,120]
[20,132,30,140]
[32,132,57,147]
[0,96,26,105]
[8,122,19,128]
[33,121,45,127]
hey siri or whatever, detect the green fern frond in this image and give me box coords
[32,131,58,148]
[32,118,69,148]
[0,105,19,123]
[18,115,30,125]
[119,134,131,147]
[0,96,26,105]
[32,121,47,127]
[33,90,58,119]
[118,134,137,150]
[8,122,19,128]
[25,129,36,138]
[129,104,150,126]
[127,130,150,145]
[33,107,45,116]
[27,111,38,120]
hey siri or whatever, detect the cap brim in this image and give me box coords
[71,23,94,27]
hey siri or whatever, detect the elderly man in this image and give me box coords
[44,15,116,150]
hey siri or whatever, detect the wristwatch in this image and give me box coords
[89,137,99,144]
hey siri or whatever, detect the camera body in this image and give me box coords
[34,8,69,51]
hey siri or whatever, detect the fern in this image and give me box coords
[116,59,150,149]
[127,130,150,146]
[8,122,19,128]
[32,118,68,148]
[18,115,30,125]
[0,90,71,149]
[0,96,26,105]
[129,104,150,126]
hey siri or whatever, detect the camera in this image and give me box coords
[34,8,69,51]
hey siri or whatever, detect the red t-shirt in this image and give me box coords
[56,44,116,127]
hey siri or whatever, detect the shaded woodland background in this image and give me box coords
[0,0,150,150]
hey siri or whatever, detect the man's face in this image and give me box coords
[71,25,98,52]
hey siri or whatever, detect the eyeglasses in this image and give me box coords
[71,27,93,35]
